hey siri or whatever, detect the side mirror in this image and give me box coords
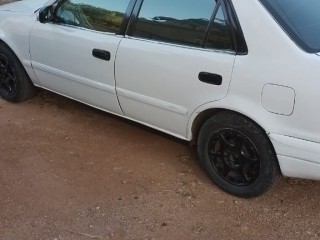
[39,6,54,23]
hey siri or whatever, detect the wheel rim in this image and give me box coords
[0,54,17,96]
[208,129,260,186]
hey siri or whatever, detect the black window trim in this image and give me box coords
[119,0,138,35]
[224,0,248,55]
[125,0,247,55]
[125,0,143,36]
[203,0,238,52]
[202,1,222,48]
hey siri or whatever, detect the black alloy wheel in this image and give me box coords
[0,53,17,97]
[197,111,279,198]
[0,43,36,102]
[208,129,260,186]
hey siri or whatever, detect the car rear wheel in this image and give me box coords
[0,43,36,102]
[197,111,279,198]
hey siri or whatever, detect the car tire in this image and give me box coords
[197,111,279,198]
[0,43,37,102]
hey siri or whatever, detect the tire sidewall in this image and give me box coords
[197,112,278,197]
[0,44,31,102]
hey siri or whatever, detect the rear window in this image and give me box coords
[260,0,320,53]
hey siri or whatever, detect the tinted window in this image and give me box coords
[132,0,216,48]
[260,0,320,53]
[55,0,130,33]
[206,5,233,50]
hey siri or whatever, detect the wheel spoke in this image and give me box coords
[209,139,224,158]
[235,137,243,152]
[4,61,8,73]
[242,164,252,182]
[0,60,8,74]
[0,76,5,85]
[0,62,6,81]
[0,55,16,95]
[210,148,221,157]
[7,72,15,81]
[223,167,233,179]
[208,129,260,186]
[4,78,12,92]
[210,152,225,168]
[227,170,244,182]
[242,155,258,163]
[220,133,243,152]
[220,133,235,148]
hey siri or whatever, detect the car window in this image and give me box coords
[54,0,130,33]
[131,0,216,48]
[206,4,233,50]
[260,0,320,53]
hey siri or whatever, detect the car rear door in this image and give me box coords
[29,0,131,115]
[115,0,237,138]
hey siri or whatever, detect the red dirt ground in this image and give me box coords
[1,91,320,240]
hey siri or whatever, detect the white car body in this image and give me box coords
[1,0,320,182]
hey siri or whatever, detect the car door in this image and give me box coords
[29,0,131,115]
[115,0,236,138]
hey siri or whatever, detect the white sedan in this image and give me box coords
[1,0,320,197]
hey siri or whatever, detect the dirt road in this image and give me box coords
[1,91,320,240]
[1,1,320,240]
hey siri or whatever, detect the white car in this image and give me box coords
[1,0,320,197]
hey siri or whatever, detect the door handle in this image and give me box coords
[92,49,111,61]
[198,72,222,85]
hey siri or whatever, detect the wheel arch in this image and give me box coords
[190,107,270,141]
[189,106,269,142]
[0,39,31,78]
[0,39,37,102]
[190,107,224,143]
[189,106,281,173]
[188,103,270,142]
[0,38,39,85]
[0,39,20,59]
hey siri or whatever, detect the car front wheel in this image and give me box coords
[0,43,36,102]
[197,111,279,198]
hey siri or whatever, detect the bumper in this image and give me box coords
[269,133,320,180]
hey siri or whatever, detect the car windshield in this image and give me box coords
[260,0,320,53]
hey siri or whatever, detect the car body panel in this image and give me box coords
[116,37,235,137]
[0,17,40,84]
[29,22,123,115]
[270,133,320,179]
[230,0,320,144]
[261,84,295,116]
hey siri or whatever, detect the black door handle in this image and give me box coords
[92,49,111,61]
[198,72,222,85]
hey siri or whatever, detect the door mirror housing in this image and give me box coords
[39,6,54,23]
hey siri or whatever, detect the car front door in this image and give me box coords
[29,0,131,114]
[115,0,236,138]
